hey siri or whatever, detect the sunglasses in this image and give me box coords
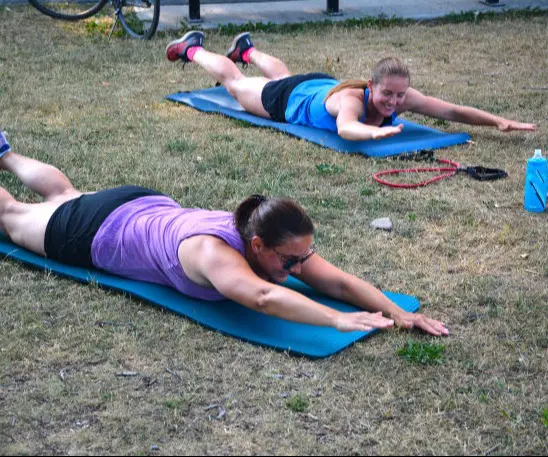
[273,247,316,271]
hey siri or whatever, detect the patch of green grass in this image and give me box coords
[318,197,347,210]
[360,187,376,196]
[84,16,124,38]
[397,340,446,365]
[164,398,184,409]
[431,118,451,129]
[167,139,195,155]
[285,394,309,413]
[316,163,344,175]
[542,408,548,428]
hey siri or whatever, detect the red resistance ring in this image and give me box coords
[373,159,461,189]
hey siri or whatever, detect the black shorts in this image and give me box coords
[261,72,336,122]
[44,185,163,268]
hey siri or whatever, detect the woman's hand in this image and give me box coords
[497,119,537,132]
[371,124,404,140]
[334,311,394,333]
[392,311,449,336]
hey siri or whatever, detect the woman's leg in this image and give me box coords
[192,49,273,119]
[0,151,82,254]
[0,192,62,255]
[248,49,292,81]
[226,32,292,80]
[0,151,81,202]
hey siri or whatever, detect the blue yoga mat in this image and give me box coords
[0,232,420,358]
[166,86,470,157]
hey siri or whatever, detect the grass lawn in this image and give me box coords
[0,6,547,455]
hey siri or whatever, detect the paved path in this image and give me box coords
[156,0,547,30]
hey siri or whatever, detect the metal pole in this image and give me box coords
[189,0,200,21]
[326,0,339,14]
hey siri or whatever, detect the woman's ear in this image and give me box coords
[250,235,264,254]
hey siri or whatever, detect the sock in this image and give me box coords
[0,131,11,158]
[186,46,202,62]
[241,47,255,65]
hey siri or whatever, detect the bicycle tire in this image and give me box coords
[28,0,109,21]
[117,0,160,40]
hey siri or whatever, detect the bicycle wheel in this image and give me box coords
[28,0,109,21]
[116,0,160,40]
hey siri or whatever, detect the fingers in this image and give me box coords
[416,317,450,336]
[376,128,402,140]
[337,311,395,332]
[396,313,450,336]
[500,122,537,132]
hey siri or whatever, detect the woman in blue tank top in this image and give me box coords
[0,136,448,337]
[166,31,536,141]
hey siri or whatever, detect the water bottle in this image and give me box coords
[0,130,11,158]
[524,149,548,213]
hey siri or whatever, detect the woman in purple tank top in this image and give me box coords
[0,140,448,337]
[165,31,536,141]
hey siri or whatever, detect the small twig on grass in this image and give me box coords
[95,320,136,330]
[165,367,182,379]
[116,371,138,377]
[11,416,16,427]
[205,393,232,420]
[59,369,67,382]
[483,443,501,456]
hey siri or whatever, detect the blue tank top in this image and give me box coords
[284,79,396,132]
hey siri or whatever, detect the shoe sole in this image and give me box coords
[166,31,204,61]
[226,32,251,62]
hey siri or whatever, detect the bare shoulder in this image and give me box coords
[180,234,239,262]
[327,87,364,118]
[178,235,246,287]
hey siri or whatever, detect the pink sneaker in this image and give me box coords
[165,31,204,63]
[226,32,254,67]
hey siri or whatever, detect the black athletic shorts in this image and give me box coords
[44,185,163,268]
[260,72,336,122]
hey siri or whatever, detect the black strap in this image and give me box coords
[394,150,436,162]
[459,166,508,181]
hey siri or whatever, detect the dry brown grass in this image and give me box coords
[1,6,547,455]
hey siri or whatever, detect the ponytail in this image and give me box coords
[324,79,368,102]
[234,194,268,241]
[234,195,314,247]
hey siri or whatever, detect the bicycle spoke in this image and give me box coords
[117,0,160,40]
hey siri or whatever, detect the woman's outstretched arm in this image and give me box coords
[185,236,395,332]
[295,254,449,336]
[402,88,536,132]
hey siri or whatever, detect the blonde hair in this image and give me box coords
[324,57,410,101]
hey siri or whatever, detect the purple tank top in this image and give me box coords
[91,196,245,301]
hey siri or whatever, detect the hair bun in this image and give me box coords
[251,194,268,205]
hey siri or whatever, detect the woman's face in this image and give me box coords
[252,234,315,284]
[370,76,409,117]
